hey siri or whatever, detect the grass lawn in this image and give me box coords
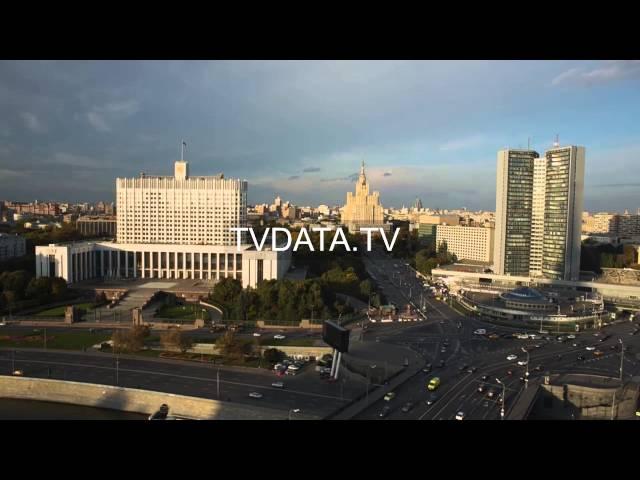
[156,304,210,321]
[0,330,110,350]
[34,302,97,318]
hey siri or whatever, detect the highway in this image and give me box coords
[354,246,640,420]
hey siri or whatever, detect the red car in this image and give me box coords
[506,369,513,376]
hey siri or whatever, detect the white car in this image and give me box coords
[455,411,465,420]
[273,335,286,340]
[249,392,263,399]
[271,381,284,388]
[586,346,596,351]
[567,334,576,339]
[252,332,262,337]
[506,354,518,361]
[474,329,486,335]
[517,360,528,366]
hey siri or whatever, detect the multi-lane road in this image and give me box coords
[356,248,640,420]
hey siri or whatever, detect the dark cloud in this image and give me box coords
[320,172,359,183]
[383,172,392,177]
[302,167,321,173]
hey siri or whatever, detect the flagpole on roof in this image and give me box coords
[181,139,184,161]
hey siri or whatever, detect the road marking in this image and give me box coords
[0,357,348,401]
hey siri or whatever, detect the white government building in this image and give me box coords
[36,159,290,289]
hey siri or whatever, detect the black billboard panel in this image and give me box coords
[322,320,349,353]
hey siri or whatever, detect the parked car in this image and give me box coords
[12,370,24,376]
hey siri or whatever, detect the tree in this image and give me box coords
[112,325,150,353]
[160,329,193,353]
[263,348,285,364]
[216,330,251,361]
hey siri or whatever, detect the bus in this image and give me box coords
[427,377,441,391]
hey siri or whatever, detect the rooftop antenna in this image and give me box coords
[553,134,560,148]
[181,139,186,161]
[527,137,530,150]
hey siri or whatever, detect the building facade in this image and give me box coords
[493,145,585,281]
[36,159,289,289]
[116,161,247,246]
[35,241,288,289]
[0,233,26,261]
[341,161,384,233]
[436,225,494,263]
[76,215,117,237]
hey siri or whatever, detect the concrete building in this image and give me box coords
[436,225,494,263]
[36,158,289,289]
[494,145,585,281]
[35,241,288,289]
[116,160,247,246]
[418,213,460,226]
[76,215,117,237]
[0,233,26,261]
[341,161,385,233]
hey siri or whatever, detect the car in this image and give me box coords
[533,344,542,349]
[252,332,262,337]
[519,376,526,383]
[477,383,486,393]
[423,364,432,373]
[481,375,489,381]
[488,333,500,340]
[427,377,441,391]
[467,367,477,373]
[459,364,469,372]
[273,334,286,340]
[401,402,414,413]
[534,365,543,372]
[249,392,263,399]
[593,350,604,357]
[440,347,447,353]
[379,406,392,418]
[0,321,6,326]
[572,342,579,347]
[271,381,284,388]
[12,370,24,376]
[474,329,487,335]
[383,392,396,401]
[506,354,518,361]
[438,360,446,368]
[517,360,528,366]
[586,346,596,351]
[577,355,585,361]
[425,394,439,406]
[506,369,514,376]
[610,344,618,351]
[482,400,490,408]
[487,389,496,399]
[567,334,576,339]
[455,411,465,421]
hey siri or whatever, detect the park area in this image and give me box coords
[155,304,210,321]
[0,328,110,350]
[33,302,97,318]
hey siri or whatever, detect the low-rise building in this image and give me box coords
[0,233,27,261]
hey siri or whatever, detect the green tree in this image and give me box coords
[263,348,285,364]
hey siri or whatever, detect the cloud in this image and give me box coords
[552,61,640,86]
[302,167,321,173]
[439,134,486,152]
[383,172,392,177]
[87,111,111,132]
[320,172,359,183]
[86,99,140,132]
[287,175,300,180]
[48,152,110,169]
[20,112,45,133]
[0,168,28,179]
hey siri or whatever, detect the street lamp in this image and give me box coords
[288,408,301,420]
[521,347,530,388]
[618,338,624,382]
[496,378,506,420]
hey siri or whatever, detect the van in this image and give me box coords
[427,377,441,391]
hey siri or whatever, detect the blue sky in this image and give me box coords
[1,60,639,212]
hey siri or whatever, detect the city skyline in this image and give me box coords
[1,60,640,211]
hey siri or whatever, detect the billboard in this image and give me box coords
[322,320,350,353]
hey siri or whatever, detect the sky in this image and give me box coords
[1,60,639,212]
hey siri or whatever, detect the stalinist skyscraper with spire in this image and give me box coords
[341,161,385,233]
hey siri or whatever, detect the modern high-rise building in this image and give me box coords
[493,145,585,281]
[493,149,538,277]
